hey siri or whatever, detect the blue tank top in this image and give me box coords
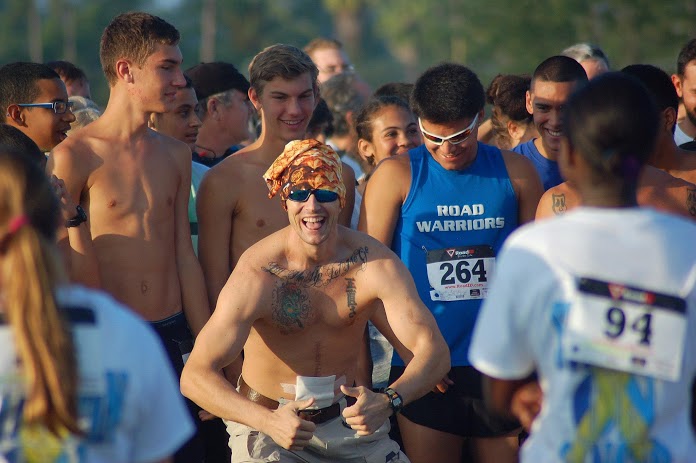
[392,143,518,366]
[513,139,563,190]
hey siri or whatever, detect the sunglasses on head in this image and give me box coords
[418,113,479,146]
[287,189,339,203]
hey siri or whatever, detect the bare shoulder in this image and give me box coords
[48,127,103,178]
[639,166,696,218]
[537,182,575,219]
[152,128,189,157]
[373,152,411,178]
[340,226,398,269]
[365,153,411,198]
[211,145,267,182]
[500,148,539,178]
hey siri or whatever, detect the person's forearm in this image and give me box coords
[178,254,211,336]
[59,229,101,288]
[388,336,450,405]
[181,363,272,431]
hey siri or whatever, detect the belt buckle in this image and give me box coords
[298,408,322,421]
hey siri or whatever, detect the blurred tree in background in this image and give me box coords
[0,0,694,107]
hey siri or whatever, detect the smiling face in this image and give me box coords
[675,61,696,132]
[129,43,186,113]
[151,86,201,150]
[19,78,75,152]
[526,79,579,160]
[359,105,421,164]
[420,112,482,171]
[250,73,317,143]
[286,189,341,246]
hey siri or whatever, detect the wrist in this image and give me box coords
[65,205,87,228]
[381,387,404,415]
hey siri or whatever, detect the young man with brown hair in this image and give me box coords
[47,12,210,462]
[196,44,355,315]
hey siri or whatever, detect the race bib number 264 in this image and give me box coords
[426,245,495,301]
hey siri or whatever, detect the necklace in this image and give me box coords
[195,144,220,159]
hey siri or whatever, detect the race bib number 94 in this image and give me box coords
[426,245,495,301]
[562,277,687,381]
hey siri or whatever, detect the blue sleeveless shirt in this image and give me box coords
[512,139,563,191]
[392,143,518,366]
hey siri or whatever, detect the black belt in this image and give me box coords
[238,376,355,424]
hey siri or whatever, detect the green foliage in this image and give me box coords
[0,0,694,106]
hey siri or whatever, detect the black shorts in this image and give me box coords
[389,365,520,438]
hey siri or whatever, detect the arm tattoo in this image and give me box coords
[687,188,696,216]
[262,246,369,288]
[345,278,357,323]
[271,281,312,334]
[551,193,567,215]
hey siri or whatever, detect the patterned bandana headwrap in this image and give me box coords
[263,139,346,211]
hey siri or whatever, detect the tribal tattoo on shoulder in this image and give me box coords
[262,246,369,288]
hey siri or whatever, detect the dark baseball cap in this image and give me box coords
[184,62,250,101]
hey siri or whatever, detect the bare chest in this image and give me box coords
[261,247,371,335]
[88,152,179,223]
[235,175,288,232]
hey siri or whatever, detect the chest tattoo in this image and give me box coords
[345,278,357,322]
[271,281,311,334]
[262,246,369,288]
[687,187,696,216]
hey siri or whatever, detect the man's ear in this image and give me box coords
[663,107,677,133]
[249,87,261,111]
[6,104,25,126]
[206,97,219,120]
[672,74,683,98]
[525,91,533,115]
[116,59,133,83]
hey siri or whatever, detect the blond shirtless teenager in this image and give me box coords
[46,13,210,461]
[196,44,355,310]
[182,140,448,463]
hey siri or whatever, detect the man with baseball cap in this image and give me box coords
[186,61,252,167]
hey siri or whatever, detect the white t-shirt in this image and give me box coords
[470,207,696,463]
[0,285,194,463]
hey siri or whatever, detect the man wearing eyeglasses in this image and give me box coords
[0,62,98,291]
[0,62,75,153]
[360,63,542,463]
[513,56,589,191]
[303,37,355,84]
[182,138,449,463]
[304,37,372,99]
